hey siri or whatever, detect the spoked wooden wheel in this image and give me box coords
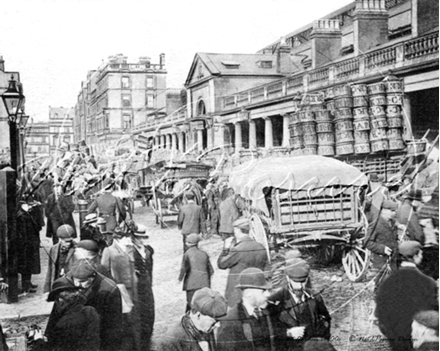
[342,241,370,282]
[249,214,271,263]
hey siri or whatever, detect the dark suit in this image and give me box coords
[216,302,289,351]
[45,193,77,243]
[178,246,214,310]
[44,243,76,293]
[87,192,126,232]
[218,236,269,307]
[375,266,438,351]
[218,197,240,239]
[177,201,206,251]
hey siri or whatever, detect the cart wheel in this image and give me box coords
[249,214,271,263]
[342,242,370,282]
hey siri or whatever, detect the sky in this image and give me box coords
[0,0,353,122]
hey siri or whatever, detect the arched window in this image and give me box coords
[197,100,206,116]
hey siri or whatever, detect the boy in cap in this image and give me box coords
[268,260,331,350]
[216,267,291,351]
[411,310,439,350]
[158,287,227,351]
[44,224,77,293]
[218,217,269,307]
[375,241,438,351]
[178,233,214,312]
[66,259,123,351]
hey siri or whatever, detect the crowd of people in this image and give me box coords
[0,142,438,351]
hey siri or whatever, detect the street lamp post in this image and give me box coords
[1,75,25,302]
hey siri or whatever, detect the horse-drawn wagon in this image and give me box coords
[229,155,371,281]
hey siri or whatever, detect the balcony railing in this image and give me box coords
[220,31,438,113]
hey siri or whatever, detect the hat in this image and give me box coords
[186,233,200,246]
[191,287,228,319]
[48,277,77,301]
[76,240,99,252]
[285,260,310,282]
[134,224,148,237]
[56,224,75,239]
[406,189,423,201]
[369,172,379,182]
[303,339,337,351]
[382,200,398,211]
[84,213,98,224]
[102,178,114,190]
[413,310,439,330]
[96,217,107,225]
[398,240,422,257]
[235,267,272,290]
[70,259,96,280]
[285,249,302,261]
[233,217,250,233]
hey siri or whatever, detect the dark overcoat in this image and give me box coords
[375,266,438,351]
[45,193,77,238]
[217,237,269,307]
[218,197,239,234]
[216,302,290,351]
[17,207,42,275]
[66,273,123,351]
[87,192,126,232]
[178,246,213,291]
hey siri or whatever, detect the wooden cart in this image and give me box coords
[229,155,371,282]
[150,161,211,228]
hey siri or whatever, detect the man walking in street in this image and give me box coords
[177,193,206,252]
[217,217,269,307]
[158,287,228,351]
[216,267,291,351]
[218,188,240,240]
[178,233,214,312]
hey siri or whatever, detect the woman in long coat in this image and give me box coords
[17,200,44,292]
[101,223,154,351]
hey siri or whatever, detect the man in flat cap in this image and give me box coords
[158,287,227,351]
[87,178,126,232]
[412,310,439,350]
[179,233,214,312]
[178,193,207,252]
[217,267,290,351]
[396,189,425,244]
[44,224,77,293]
[66,259,123,351]
[268,260,331,350]
[218,217,270,307]
[375,241,438,351]
[364,199,400,278]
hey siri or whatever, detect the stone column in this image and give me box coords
[249,119,257,149]
[161,135,166,148]
[264,117,273,149]
[197,129,204,152]
[282,114,290,147]
[166,134,171,149]
[155,136,160,148]
[402,94,413,139]
[234,122,242,153]
[207,128,213,150]
[171,133,177,150]
[178,133,184,152]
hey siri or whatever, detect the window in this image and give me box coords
[197,100,206,116]
[257,60,273,68]
[122,94,131,107]
[221,61,240,69]
[123,114,131,129]
[122,76,130,88]
[104,113,109,129]
[146,93,154,108]
[146,76,154,88]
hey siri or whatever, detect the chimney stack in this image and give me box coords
[310,19,342,69]
[353,0,388,55]
[276,37,291,74]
